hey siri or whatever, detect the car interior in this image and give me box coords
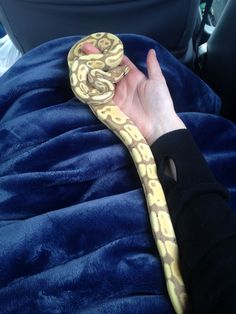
[0,0,234,121]
[0,0,235,313]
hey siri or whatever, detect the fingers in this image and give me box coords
[82,43,100,54]
[81,44,160,80]
[121,55,138,71]
[146,49,163,81]
[81,43,137,72]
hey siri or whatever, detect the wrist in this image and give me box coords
[148,114,186,145]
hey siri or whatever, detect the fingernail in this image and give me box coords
[151,49,156,57]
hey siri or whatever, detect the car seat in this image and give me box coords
[0,0,199,65]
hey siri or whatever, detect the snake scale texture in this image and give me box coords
[67,32,188,314]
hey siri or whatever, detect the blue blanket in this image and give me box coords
[0,34,235,313]
[0,23,5,38]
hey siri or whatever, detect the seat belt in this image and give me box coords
[195,0,214,55]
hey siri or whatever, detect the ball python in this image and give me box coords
[67,32,188,313]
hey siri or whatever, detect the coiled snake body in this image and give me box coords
[68,32,187,313]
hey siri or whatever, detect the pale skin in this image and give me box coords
[82,43,186,146]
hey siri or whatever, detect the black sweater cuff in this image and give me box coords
[150,129,229,223]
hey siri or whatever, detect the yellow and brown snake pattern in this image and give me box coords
[67,32,188,314]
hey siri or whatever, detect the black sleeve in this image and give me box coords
[151,129,236,314]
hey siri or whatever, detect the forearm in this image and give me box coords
[151,129,236,313]
[148,112,186,145]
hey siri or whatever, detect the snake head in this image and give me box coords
[109,65,130,83]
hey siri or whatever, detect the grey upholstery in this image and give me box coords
[0,0,199,64]
[205,0,236,121]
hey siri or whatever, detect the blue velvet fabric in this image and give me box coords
[0,23,6,38]
[0,34,235,313]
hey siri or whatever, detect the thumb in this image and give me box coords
[146,49,163,81]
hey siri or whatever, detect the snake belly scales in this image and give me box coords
[67,32,187,314]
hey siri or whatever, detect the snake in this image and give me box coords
[67,32,188,313]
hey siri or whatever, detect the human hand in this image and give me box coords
[82,44,186,145]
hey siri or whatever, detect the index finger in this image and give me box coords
[121,55,138,71]
[82,43,100,54]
